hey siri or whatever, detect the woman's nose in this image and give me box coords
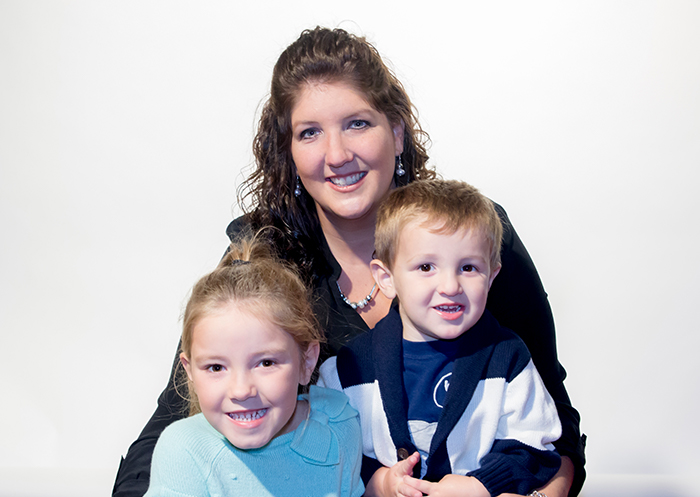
[325,131,353,168]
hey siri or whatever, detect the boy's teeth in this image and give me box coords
[228,409,267,421]
[436,305,461,312]
[329,172,363,186]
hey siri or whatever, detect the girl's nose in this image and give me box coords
[325,132,353,168]
[228,373,256,401]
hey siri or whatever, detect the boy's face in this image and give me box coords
[372,219,501,342]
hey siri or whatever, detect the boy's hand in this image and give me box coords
[402,474,490,497]
[365,452,421,497]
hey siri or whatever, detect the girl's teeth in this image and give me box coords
[330,172,364,186]
[228,409,267,421]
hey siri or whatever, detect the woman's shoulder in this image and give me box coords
[226,214,253,241]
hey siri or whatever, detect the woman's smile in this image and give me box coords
[290,81,403,226]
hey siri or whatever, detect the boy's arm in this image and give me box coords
[468,359,562,496]
[403,474,490,497]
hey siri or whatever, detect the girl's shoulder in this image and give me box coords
[155,413,226,459]
[307,384,358,422]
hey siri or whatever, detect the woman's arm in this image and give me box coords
[112,345,188,497]
[487,203,586,496]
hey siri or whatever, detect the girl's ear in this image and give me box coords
[371,259,397,300]
[180,353,194,382]
[300,342,320,385]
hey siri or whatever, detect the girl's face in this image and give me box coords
[290,81,404,228]
[181,304,318,449]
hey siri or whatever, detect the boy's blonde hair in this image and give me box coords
[374,179,503,271]
[177,232,323,415]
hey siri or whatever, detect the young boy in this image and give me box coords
[318,179,561,497]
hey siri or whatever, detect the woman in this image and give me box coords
[113,27,585,497]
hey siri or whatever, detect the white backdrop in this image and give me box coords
[1,2,699,496]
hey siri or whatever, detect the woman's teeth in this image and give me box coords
[329,172,364,186]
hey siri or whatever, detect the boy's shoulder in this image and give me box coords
[469,311,534,382]
[332,305,404,387]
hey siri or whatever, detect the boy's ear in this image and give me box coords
[180,353,194,381]
[300,342,320,385]
[371,259,397,300]
[488,263,502,289]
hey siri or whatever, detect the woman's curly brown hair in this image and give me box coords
[238,26,434,279]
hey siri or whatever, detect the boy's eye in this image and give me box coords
[418,264,432,272]
[462,264,475,273]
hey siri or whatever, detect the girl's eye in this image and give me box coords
[349,120,369,130]
[260,359,276,368]
[207,364,224,373]
[462,264,475,273]
[418,264,432,272]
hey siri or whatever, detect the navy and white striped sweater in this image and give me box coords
[318,306,561,496]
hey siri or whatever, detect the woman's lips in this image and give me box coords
[327,171,366,187]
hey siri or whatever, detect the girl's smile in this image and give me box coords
[181,305,317,450]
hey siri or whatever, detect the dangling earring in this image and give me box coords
[395,155,406,177]
[294,176,302,197]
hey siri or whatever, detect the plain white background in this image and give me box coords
[1,1,698,496]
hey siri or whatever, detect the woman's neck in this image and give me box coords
[317,211,377,266]
[317,208,392,329]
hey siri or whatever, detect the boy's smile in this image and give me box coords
[372,219,501,342]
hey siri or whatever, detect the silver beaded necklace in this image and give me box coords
[336,281,378,310]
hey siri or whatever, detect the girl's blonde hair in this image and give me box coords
[177,232,323,415]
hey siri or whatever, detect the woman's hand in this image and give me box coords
[497,455,575,497]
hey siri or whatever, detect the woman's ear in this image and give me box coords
[371,259,397,300]
[393,121,405,156]
[180,353,194,382]
[300,342,320,385]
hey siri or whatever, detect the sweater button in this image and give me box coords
[397,448,410,460]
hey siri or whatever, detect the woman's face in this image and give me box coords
[290,81,404,228]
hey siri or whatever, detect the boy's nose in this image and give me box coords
[438,272,463,296]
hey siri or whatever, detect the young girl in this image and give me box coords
[144,236,364,497]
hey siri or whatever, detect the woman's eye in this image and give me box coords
[300,128,319,139]
[418,264,432,272]
[462,264,475,273]
[349,120,369,129]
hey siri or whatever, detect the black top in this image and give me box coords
[112,204,586,497]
